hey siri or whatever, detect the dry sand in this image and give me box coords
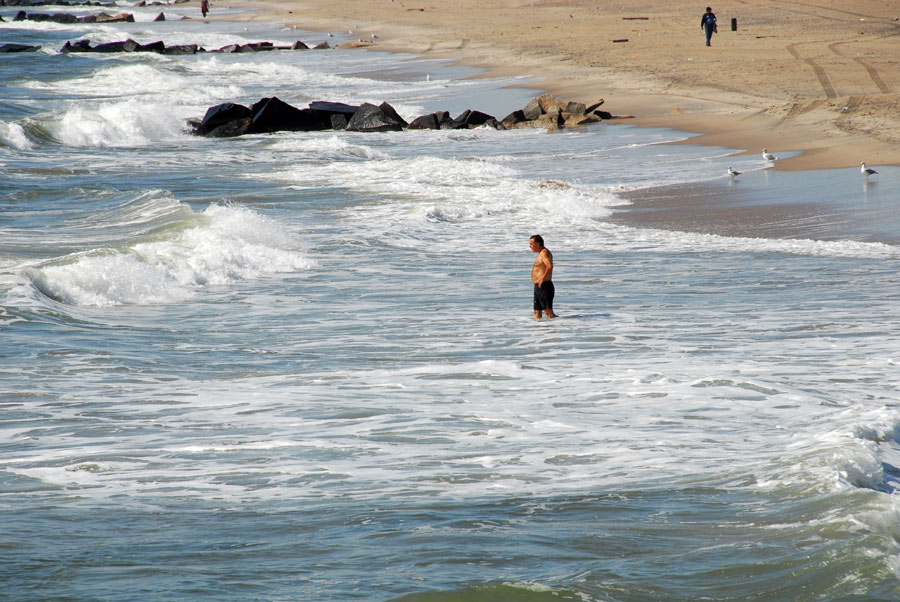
[223,0,900,170]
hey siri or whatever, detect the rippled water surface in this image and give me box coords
[2,3,900,601]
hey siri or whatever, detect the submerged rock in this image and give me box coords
[0,42,41,52]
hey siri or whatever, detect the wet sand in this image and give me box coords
[609,174,899,243]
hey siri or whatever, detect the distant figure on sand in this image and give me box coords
[201,0,209,18]
[530,235,556,319]
[701,7,717,46]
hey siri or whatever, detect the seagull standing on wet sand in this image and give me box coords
[762,148,778,162]
[727,166,741,178]
[860,161,877,179]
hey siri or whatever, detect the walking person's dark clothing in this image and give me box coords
[701,7,717,46]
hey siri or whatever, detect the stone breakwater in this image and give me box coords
[10,9,137,22]
[192,93,627,138]
[0,35,347,54]
[0,0,185,5]
[59,38,337,55]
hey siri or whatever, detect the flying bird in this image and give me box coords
[762,148,778,162]
[860,161,877,179]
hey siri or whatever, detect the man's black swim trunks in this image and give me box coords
[533,281,555,311]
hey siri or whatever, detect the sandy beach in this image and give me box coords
[221,0,900,171]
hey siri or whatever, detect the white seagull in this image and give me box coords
[762,148,778,162]
[860,161,877,179]
[727,166,741,177]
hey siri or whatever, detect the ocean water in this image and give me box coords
[2,4,900,601]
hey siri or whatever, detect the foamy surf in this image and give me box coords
[24,203,314,306]
[3,8,900,602]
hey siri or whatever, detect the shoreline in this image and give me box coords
[222,0,900,172]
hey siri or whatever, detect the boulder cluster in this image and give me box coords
[499,94,612,130]
[59,38,329,55]
[0,0,183,5]
[192,93,618,138]
[11,9,136,23]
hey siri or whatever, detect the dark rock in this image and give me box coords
[459,109,496,128]
[500,109,526,128]
[585,99,605,113]
[249,96,329,134]
[137,40,165,52]
[378,102,408,128]
[163,44,198,55]
[312,41,330,49]
[61,39,92,53]
[440,111,470,129]
[238,42,275,53]
[0,42,41,52]
[330,114,348,130]
[309,101,358,130]
[291,40,309,50]
[309,101,359,116]
[346,102,405,132]
[216,44,239,53]
[91,39,129,52]
[408,113,440,130]
[595,110,613,120]
[197,102,252,135]
[207,118,252,138]
[153,11,164,21]
[56,12,78,22]
[454,109,472,124]
[13,10,26,20]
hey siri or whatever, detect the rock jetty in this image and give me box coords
[13,9,135,23]
[0,0,186,5]
[57,38,335,55]
[191,93,624,138]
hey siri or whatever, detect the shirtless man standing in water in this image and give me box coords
[529,235,557,319]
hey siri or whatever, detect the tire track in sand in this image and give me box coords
[786,42,837,98]
[828,41,894,94]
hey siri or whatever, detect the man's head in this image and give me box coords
[706,6,712,12]
[529,235,544,252]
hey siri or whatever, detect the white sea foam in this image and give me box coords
[265,135,390,160]
[47,98,190,147]
[34,62,240,101]
[5,13,900,599]
[26,203,314,306]
[0,121,33,150]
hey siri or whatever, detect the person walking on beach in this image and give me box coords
[701,6,717,46]
[201,0,209,18]
[530,235,557,319]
